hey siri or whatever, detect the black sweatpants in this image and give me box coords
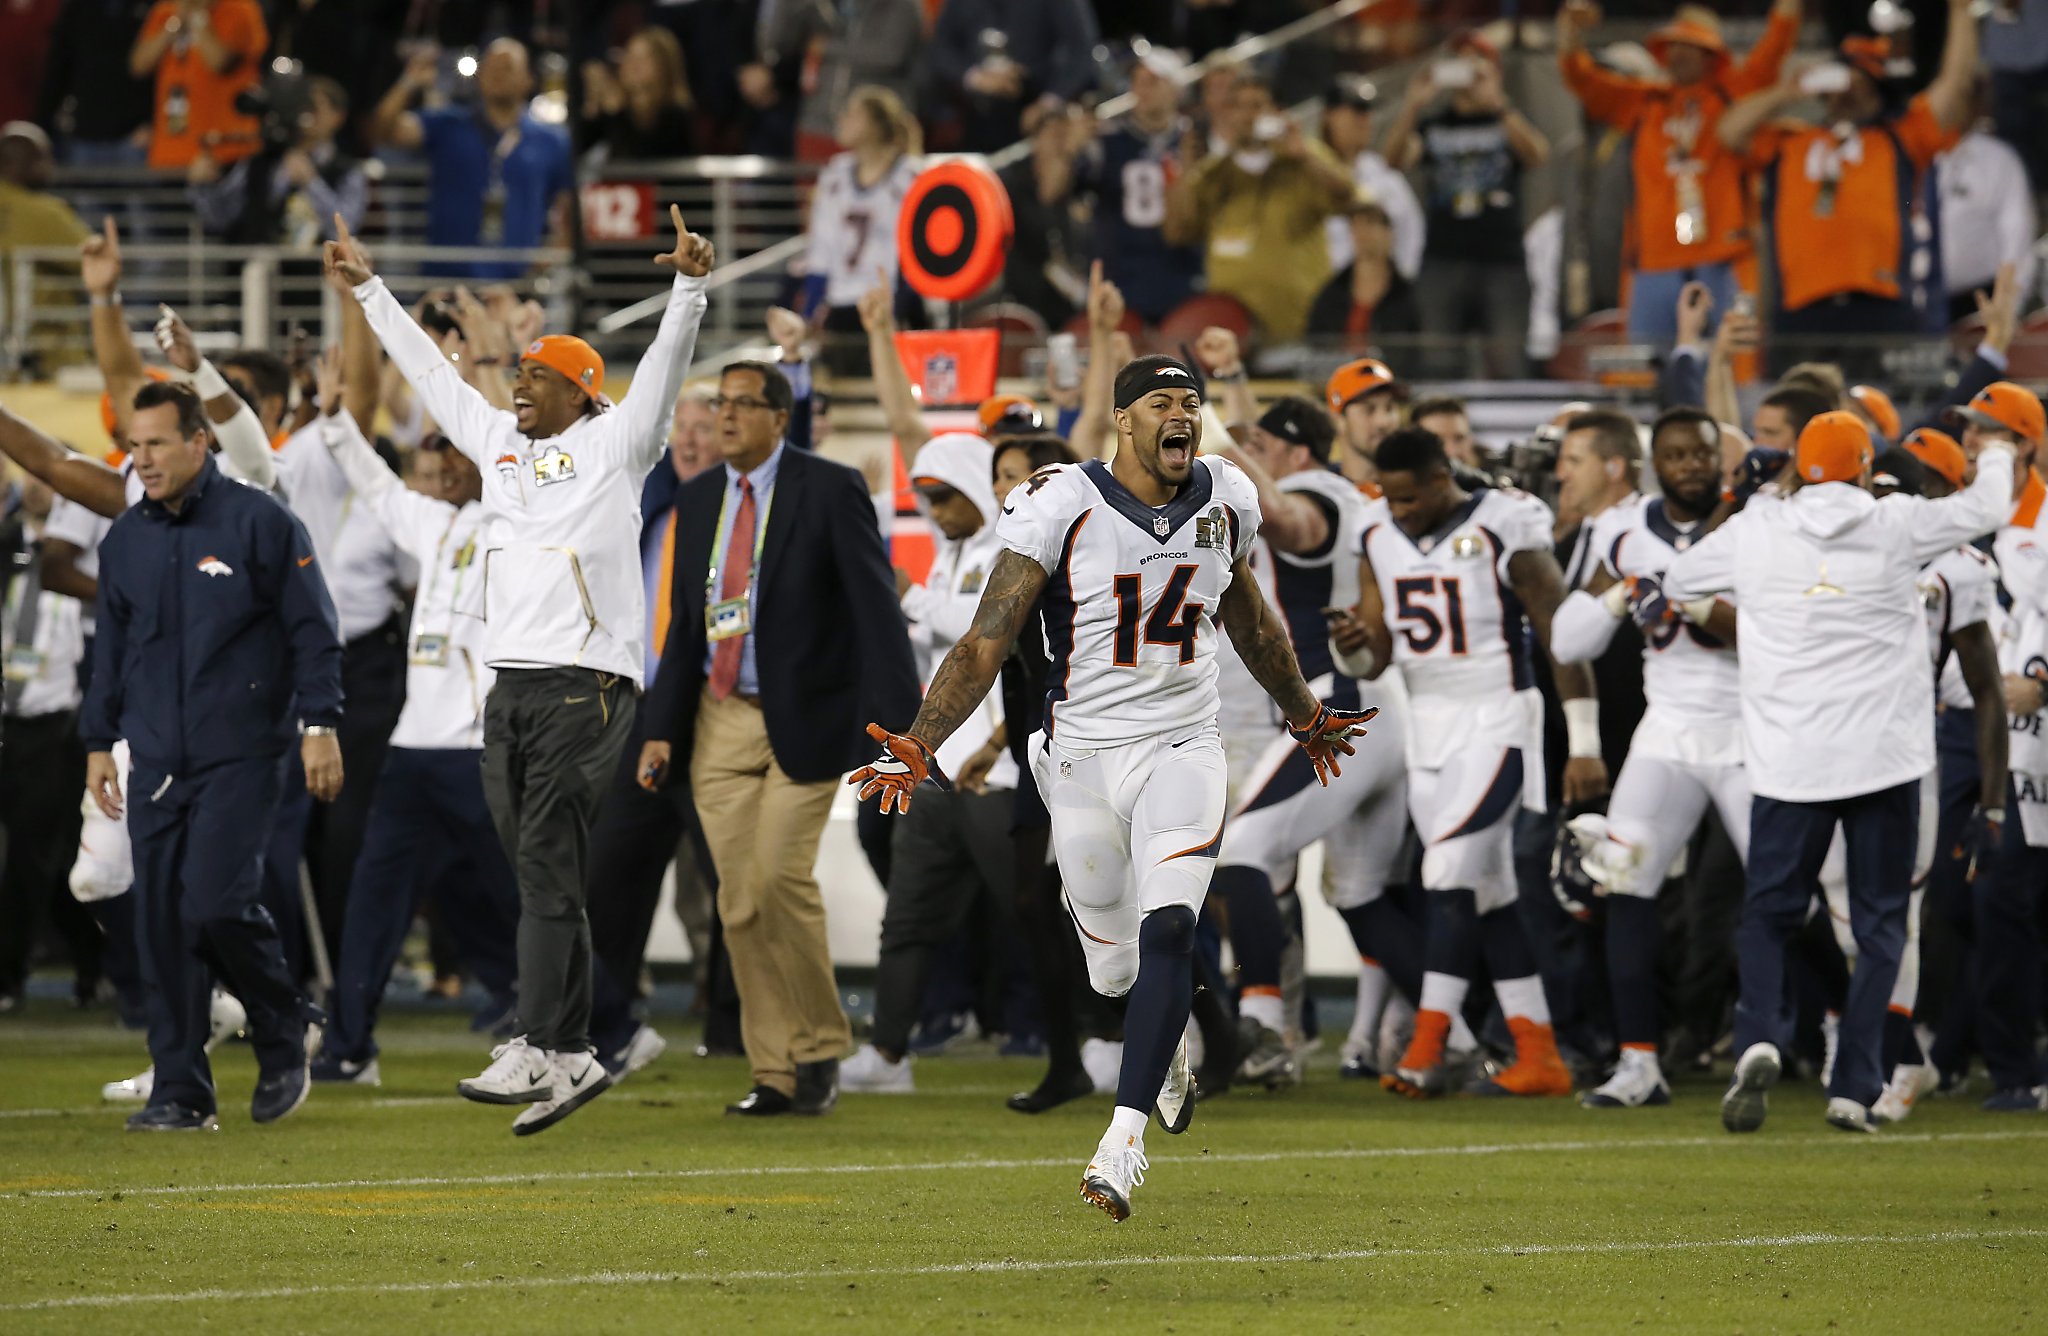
[0,710,92,998]
[480,667,635,1054]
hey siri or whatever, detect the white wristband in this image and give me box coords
[192,358,233,403]
[1563,698,1601,759]
[1678,595,1719,626]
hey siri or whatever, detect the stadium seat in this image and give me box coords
[1151,293,1254,359]
[965,303,1050,378]
[1545,309,1629,384]
[1060,306,1144,345]
[2004,308,2048,383]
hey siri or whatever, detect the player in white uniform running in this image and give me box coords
[1208,398,1417,1088]
[1551,407,1746,1108]
[1331,426,1609,1100]
[851,356,1372,1223]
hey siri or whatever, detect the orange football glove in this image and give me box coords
[848,723,943,815]
[1285,703,1378,786]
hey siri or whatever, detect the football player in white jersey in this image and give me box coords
[1208,398,1419,1087]
[1551,407,1745,1109]
[851,356,1372,1222]
[1331,426,1608,1099]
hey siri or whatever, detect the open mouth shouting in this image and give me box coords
[1158,422,1195,472]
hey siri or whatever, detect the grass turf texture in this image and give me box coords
[1,1003,2042,1333]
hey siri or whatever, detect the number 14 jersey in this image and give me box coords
[998,457,1262,748]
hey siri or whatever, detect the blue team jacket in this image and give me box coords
[80,456,345,773]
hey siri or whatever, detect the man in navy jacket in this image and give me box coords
[81,382,346,1133]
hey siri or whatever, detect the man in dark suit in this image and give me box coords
[638,360,920,1117]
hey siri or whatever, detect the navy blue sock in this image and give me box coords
[1605,895,1662,1049]
[1339,899,1425,1002]
[1425,889,1480,981]
[1478,903,1539,981]
[91,891,146,1024]
[1212,865,1284,991]
[1115,906,1197,1111]
[1883,1006,1925,1069]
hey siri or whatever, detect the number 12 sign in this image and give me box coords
[580,182,656,241]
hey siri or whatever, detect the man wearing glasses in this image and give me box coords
[637,361,920,1118]
[324,205,713,1135]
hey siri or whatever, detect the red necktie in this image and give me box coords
[708,478,755,699]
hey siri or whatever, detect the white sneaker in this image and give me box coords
[1154,1036,1194,1134]
[1581,1048,1672,1109]
[1081,1038,1123,1095]
[1871,1061,1938,1124]
[512,1049,614,1136]
[840,1042,915,1093]
[102,1067,154,1103]
[1079,1130,1148,1222]
[1721,1042,1781,1133]
[458,1036,553,1105]
[612,1024,668,1082]
[1236,1023,1297,1088]
[209,990,247,1047]
[1825,1095,1877,1133]
[1819,1012,1839,1089]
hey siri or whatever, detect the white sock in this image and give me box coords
[1108,1105,1149,1141]
[1348,959,1389,1050]
[1240,990,1285,1032]
[1494,974,1551,1026]
[1418,970,1469,1018]
[1447,1010,1478,1052]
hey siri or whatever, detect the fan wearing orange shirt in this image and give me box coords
[1718,0,1978,362]
[1557,0,1800,342]
[129,0,268,171]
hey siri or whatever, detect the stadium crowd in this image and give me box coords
[1,0,2047,1164]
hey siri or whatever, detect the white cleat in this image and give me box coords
[1154,1036,1195,1134]
[1825,1095,1878,1133]
[102,1068,154,1103]
[209,989,247,1047]
[512,1049,614,1136]
[458,1036,554,1105]
[1721,1042,1781,1133]
[1079,1131,1148,1223]
[1080,1038,1123,1095]
[1871,1061,1938,1124]
[612,1024,668,1083]
[1580,1048,1672,1109]
[840,1042,914,1093]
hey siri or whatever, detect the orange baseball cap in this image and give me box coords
[1847,384,1900,443]
[1796,410,1875,485]
[1647,6,1729,67]
[1949,381,2046,444]
[521,335,604,398]
[978,394,1043,438]
[1902,428,1967,490]
[1325,358,1405,416]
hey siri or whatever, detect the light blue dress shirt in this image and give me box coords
[702,442,785,695]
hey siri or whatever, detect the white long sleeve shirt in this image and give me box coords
[1938,131,2039,300]
[1664,447,2015,803]
[275,422,411,640]
[354,271,708,685]
[320,410,492,750]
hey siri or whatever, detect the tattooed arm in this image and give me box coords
[905,549,1050,753]
[1219,555,1321,727]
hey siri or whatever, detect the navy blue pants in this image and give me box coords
[324,748,520,1062]
[1740,782,1918,1108]
[129,754,311,1115]
[1973,780,2048,1091]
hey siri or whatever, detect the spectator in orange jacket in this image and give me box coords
[1719,0,1979,370]
[1558,0,1800,342]
[129,0,268,171]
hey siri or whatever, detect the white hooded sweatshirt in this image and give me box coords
[1664,446,2014,803]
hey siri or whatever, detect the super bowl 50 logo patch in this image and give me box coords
[533,447,577,486]
[1194,505,1229,551]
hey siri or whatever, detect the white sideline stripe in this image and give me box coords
[6,1227,2043,1312]
[20,1128,2048,1201]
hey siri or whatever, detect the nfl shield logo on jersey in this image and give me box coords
[1152,514,1171,538]
[924,352,958,404]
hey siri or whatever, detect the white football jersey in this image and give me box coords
[1359,486,1553,701]
[998,456,1261,748]
[803,151,921,309]
[1919,545,1997,711]
[1585,493,1739,726]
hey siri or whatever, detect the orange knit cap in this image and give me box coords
[520,335,604,399]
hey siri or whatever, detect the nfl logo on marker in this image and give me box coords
[925,352,958,404]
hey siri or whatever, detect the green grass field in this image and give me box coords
[2,1001,2043,1334]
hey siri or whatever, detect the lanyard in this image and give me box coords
[704,473,775,604]
[418,512,476,630]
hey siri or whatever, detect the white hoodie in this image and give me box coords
[354,272,707,686]
[1664,446,2014,803]
[902,432,1016,789]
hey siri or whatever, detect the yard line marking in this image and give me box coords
[6,1226,2043,1312]
[20,1128,2048,1201]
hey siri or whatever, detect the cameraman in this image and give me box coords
[190,76,364,247]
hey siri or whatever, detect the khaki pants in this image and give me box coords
[690,687,848,1095]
